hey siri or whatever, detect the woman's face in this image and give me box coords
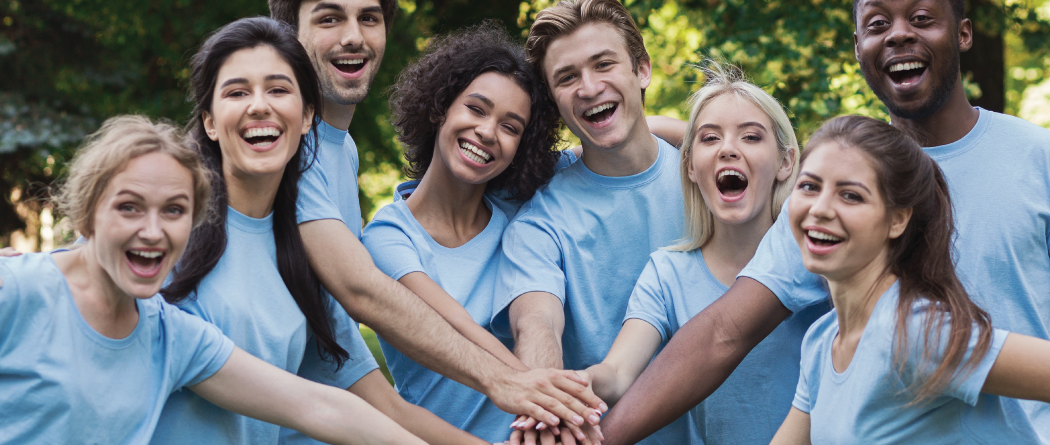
[431,71,531,185]
[788,143,909,283]
[90,152,195,299]
[203,45,313,182]
[687,93,793,226]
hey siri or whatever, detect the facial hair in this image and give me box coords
[860,47,960,121]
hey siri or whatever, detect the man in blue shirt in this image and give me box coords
[493,0,689,442]
[601,1,1050,443]
[265,0,604,438]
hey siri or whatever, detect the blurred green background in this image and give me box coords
[4,0,1050,382]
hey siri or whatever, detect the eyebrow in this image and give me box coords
[311,2,344,14]
[799,172,872,193]
[220,74,294,89]
[550,49,617,81]
[116,190,191,202]
[696,122,767,132]
[467,93,528,126]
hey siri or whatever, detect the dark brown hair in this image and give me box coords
[804,115,991,403]
[389,21,561,201]
[269,0,398,33]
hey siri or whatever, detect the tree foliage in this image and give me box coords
[3,0,1049,247]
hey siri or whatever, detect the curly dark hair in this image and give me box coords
[389,21,562,201]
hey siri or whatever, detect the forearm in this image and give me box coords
[586,362,629,405]
[354,372,488,445]
[600,278,790,445]
[453,316,528,371]
[298,384,428,445]
[512,313,564,369]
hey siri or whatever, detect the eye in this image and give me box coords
[318,15,340,25]
[596,61,613,69]
[558,73,577,85]
[270,86,291,95]
[226,89,248,98]
[164,205,186,217]
[502,123,522,136]
[117,202,138,213]
[361,13,381,24]
[700,134,720,143]
[467,105,484,116]
[743,133,762,142]
[797,181,819,193]
[867,18,889,29]
[841,190,864,203]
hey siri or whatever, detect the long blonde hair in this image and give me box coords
[669,60,799,252]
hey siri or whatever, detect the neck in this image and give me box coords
[826,252,896,337]
[322,99,357,131]
[53,244,139,338]
[405,160,490,248]
[890,77,978,147]
[701,208,775,286]
[580,117,658,177]
[225,167,283,218]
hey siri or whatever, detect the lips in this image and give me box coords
[126,249,165,278]
[458,139,493,166]
[804,227,843,255]
[333,57,366,74]
[582,102,617,125]
[883,57,928,88]
[240,125,283,149]
[715,167,749,202]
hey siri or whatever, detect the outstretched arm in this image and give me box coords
[585,319,663,406]
[770,408,811,445]
[299,219,603,427]
[983,333,1050,402]
[646,116,687,148]
[192,348,426,445]
[349,370,489,445]
[599,278,790,444]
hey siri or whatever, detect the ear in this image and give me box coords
[854,32,860,62]
[957,18,973,52]
[776,147,797,182]
[301,105,315,135]
[686,150,699,185]
[637,57,652,89]
[202,111,219,141]
[888,207,912,240]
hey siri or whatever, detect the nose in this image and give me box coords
[717,137,741,161]
[475,117,496,144]
[577,70,605,99]
[885,20,917,48]
[340,18,364,49]
[246,90,271,117]
[809,189,836,220]
[139,211,163,244]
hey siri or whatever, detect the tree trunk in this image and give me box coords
[960,0,1005,112]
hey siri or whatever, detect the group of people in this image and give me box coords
[1,0,1049,443]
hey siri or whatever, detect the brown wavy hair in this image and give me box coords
[389,21,561,201]
[804,115,992,403]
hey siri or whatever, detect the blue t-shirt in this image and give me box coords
[740,108,1050,437]
[625,249,828,444]
[493,137,687,444]
[794,282,1040,443]
[0,253,234,444]
[362,188,515,442]
[284,121,381,445]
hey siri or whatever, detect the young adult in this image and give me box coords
[602,1,1050,442]
[771,115,1050,444]
[265,1,605,433]
[359,23,577,443]
[0,115,424,445]
[145,17,483,445]
[494,0,685,443]
[581,61,826,444]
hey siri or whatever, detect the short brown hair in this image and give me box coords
[53,115,212,237]
[525,0,648,78]
[269,0,398,33]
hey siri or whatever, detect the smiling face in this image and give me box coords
[543,22,651,151]
[687,93,793,228]
[203,45,312,182]
[788,143,909,283]
[297,0,386,107]
[854,0,971,120]
[89,152,195,299]
[430,72,531,185]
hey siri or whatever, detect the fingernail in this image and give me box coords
[599,402,609,412]
[550,416,560,425]
[572,415,584,425]
[511,421,520,428]
[536,422,545,430]
[589,414,600,424]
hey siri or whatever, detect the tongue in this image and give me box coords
[127,252,160,272]
[335,63,363,74]
[894,68,923,85]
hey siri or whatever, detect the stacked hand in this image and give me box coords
[500,370,603,445]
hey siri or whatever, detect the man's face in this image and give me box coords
[298,0,387,106]
[542,22,651,150]
[854,0,971,120]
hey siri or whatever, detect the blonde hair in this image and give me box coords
[53,115,212,236]
[669,60,799,252]
[525,0,649,79]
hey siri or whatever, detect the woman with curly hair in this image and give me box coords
[361,22,581,443]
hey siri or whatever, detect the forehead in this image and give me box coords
[300,0,382,18]
[216,46,295,81]
[106,152,194,197]
[543,22,630,77]
[804,143,877,180]
[855,0,948,18]
[460,72,531,113]
[697,93,772,127]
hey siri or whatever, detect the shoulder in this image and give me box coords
[802,309,839,352]
[362,201,416,243]
[0,253,62,300]
[982,110,1050,147]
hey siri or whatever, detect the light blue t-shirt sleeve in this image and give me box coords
[738,201,829,312]
[361,211,425,281]
[491,209,566,337]
[296,158,344,225]
[623,256,673,342]
[791,317,825,414]
[160,300,237,389]
[554,148,578,171]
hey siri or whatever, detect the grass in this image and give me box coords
[359,325,394,386]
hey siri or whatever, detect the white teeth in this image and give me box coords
[459,141,492,164]
[334,59,364,65]
[717,170,746,181]
[888,61,926,73]
[130,250,163,259]
[241,127,282,139]
[584,103,614,117]
[807,230,842,242]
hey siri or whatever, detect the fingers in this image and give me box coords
[511,415,535,430]
[509,429,523,445]
[559,428,578,445]
[0,247,21,257]
[564,423,588,443]
[541,382,602,426]
[551,371,608,417]
[539,428,557,445]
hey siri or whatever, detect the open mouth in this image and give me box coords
[583,103,617,124]
[241,127,282,147]
[886,61,927,86]
[716,169,749,198]
[806,229,843,247]
[333,58,366,74]
[126,249,164,278]
[459,140,493,164]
